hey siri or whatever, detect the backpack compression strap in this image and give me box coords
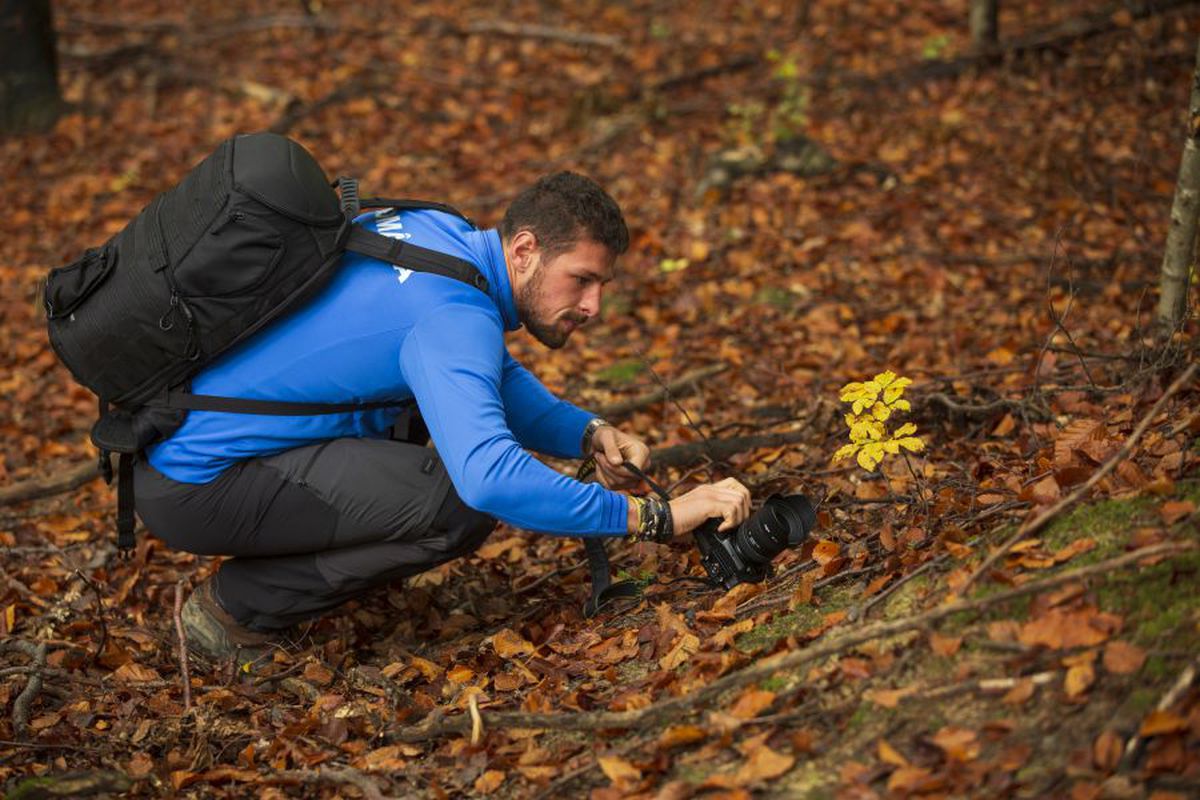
[343,225,490,293]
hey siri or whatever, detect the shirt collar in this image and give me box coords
[466,228,519,331]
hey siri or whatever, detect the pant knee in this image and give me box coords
[431,488,495,557]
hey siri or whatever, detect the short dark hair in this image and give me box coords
[499,172,629,260]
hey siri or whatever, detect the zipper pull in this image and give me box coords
[210,211,245,235]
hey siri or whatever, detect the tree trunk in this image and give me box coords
[1157,36,1200,330]
[0,0,62,134]
[969,0,999,48]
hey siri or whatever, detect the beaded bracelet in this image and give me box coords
[628,495,674,543]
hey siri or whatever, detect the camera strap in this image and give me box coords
[577,457,645,618]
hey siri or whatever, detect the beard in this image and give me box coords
[516,264,584,349]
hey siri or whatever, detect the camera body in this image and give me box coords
[693,494,816,590]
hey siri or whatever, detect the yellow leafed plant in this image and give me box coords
[833,371,925,471]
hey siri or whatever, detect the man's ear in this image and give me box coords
[509,229,539,275]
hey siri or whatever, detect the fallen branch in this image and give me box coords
[919,392,1031,419]
[960,362,1197,594]
[596,364,728,419]
[271,766,392,800]
[388,540,1193,742]
[0,461,99,507]
[12,640,48,739]
[653,428,812,469]
[465,19,623,50]
[1119,652,1200,771]
[175,581,193,712]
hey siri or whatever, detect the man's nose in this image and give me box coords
[580,285,602,318]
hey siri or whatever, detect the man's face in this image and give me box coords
[514,237,615,349]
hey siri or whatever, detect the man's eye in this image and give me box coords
[576,276,590,286]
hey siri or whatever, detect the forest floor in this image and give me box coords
[1,1,1199,798]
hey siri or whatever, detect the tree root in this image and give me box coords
[387,541,1193,742]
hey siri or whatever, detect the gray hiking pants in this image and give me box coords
[133,438,496,631]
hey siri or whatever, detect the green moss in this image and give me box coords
[595,359,645,385]
[1094,551,1200,649]
[1040,495,1159,565]
[760,675,791,692]
[736,585,858,653]
[755,286,797,309]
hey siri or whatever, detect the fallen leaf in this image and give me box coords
[1139,710,1189,737]
[1018,608,1120,649]
[303,661,333,686]
[477,536,524,560]
[729,689,776,720]
[474,770,505,794]
[1002,678,1036,705]
[887,766,936,793]
[732,745,794,785]
[659,633,700,670]
[598,754,641,786]
[1065,662,1095,698]
[1052,537,1096,564]
[491,628,536,659]
[878,738,909,767]
[1102,641,1146,675]
[127,751,156,779]
[658,724,708,749]
[811,539,840,565]
[866,687,915,708]
[1160,500,1194,525]
[1093,730,1124,772]
[929,632,962,656]
[114,662,161,683]
[862,572,895,597]
[931,726,980,762]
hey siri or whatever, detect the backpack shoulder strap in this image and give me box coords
[344,225,490,293]
[360,197,474,227]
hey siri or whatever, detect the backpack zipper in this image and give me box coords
[210,211,245,235]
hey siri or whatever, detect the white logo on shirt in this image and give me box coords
[376,214,415,285]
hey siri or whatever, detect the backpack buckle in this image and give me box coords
[337,176,361,218]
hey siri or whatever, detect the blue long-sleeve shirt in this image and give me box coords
[146,208,628,536]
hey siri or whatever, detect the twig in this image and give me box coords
[388,541,1192,742]
[465,19,623,50]
[595,363,728,419]
[0,461,99,506]
[12,640,48,739]
[960,362,1197,595]
[919,393,1030,418]
[653,429,813,469]
[175,581,192,712]
[531,734,652,800]
[72,569,108,668]
[847,555,944,623]
[1119,653,1200,771]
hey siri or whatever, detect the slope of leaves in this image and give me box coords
[2,1,1199,798]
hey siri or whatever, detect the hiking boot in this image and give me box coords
[181,577,282,668]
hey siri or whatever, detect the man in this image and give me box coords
[132,172,751,662]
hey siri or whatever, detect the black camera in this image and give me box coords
[693,494,817,590]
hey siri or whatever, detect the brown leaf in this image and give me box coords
[476,536,524,560]
[114,662,161,683]
[659,633,700,670]
[126,751,156,779]
[473,770,505,794]
[878,738,909,766]
[1052,537,1096,564]
[303,661,334,686]
[862,572,894,597]
[929,632,962,656]
[866,687,915,708]
[658,724,708,749]
[811,539,840,566]
[408,656,443,682]
[732,745,795,785]
[887,766,936,793]
[1001,678,1036,705]
[931,726,980,762]
[1160,500,1195,525]
[1093,730,1124,772]
[491,628,536,659]
[729,689,776,720]
[1065,662,1096,698]
[597,754,641,786]
[789,572,816,608]
[1054,419,1103,467]
[1018,608,1119,649]
[1139,710,1189,737]
[1027,474,1061,505]
[1102,641,1146,675]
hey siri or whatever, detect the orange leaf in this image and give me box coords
[1102,641,1146,675]
[114,662,161,683]
[1028,474,1061,505]
[597,755,641,786]
[729,689,776,720]
[491,628,536,659]
[887,766,936,793]
[811,540,840,566]
[1065,662,1096,698]
[473,770,505,794]
[866,687,914,708]
[303,661,334,686]
[1001,678,1036,705]
[658,724,708,749]
[658,633,700,670]
[929,632,962,656]
[1093,730,1124,772]
[1160,500,1195,525]
[931,726,980,762]
[878,738,908,767]
[1139,710,1189,737]
[732,745,795,785]
[863,572,894,597]
[1052,537,1096,564]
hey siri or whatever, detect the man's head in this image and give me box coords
[500,172,629,349]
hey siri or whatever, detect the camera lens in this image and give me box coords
[733,494,816,565]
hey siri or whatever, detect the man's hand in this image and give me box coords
[590,424,651,490]
[667,478,752,535]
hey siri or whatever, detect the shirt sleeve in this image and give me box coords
[500,349,593,458]
[399,300,627,536]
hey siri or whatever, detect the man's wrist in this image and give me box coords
[581,417,611,455]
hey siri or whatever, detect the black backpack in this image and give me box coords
[43,132,488,551]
